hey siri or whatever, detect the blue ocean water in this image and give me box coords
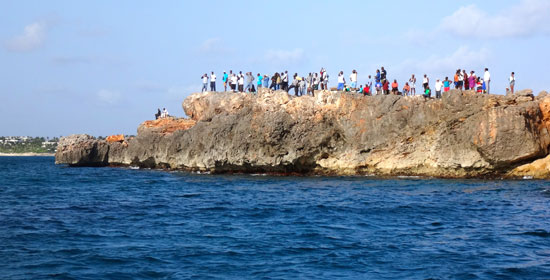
[1,157,549,279]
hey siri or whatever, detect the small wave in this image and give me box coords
[519,230,550,238]
[176,193,202,198]
[129,166,139,170]
[397,175,421,179]
[522,176,533,180]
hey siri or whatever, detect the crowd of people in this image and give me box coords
[199,67,516,99]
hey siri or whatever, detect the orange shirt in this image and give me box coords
[404,84,410,91]
[454,74,459,82]
[391,82,398,88]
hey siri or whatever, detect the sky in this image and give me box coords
[1,0,549,137]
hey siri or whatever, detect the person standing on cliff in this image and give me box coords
[350,70,358,90]
[322,70,328,90]
[435,79,443,98]
[463,70,469,90]
[281,71,289,91]
[383,79,390,95]
[381,67,387,82]
[319,68,326,90]
[222,71,228,91]
[367,75,373,95]
[299,77,306,96]
[230,72,237,92]
[409,74,416,96]
[469,71,476,91]
[263,74,269,88]
[314,73,320,90]
[422,74,429,92]
[443,77,451,93]
[337,71,345,91]
[210,72,216,92]
[484,68,491,94]
[509,72,515,94]
[269,73,277,90]
[201,74,208,92]
[245,72,254,92]
[287,73,300,95]
[257,73,263,91]
[238,72,245,92]
[457,69,464,90]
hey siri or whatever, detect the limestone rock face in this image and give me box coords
[56,90,550,178]
[508,154,550,179]
[55,134,110,166]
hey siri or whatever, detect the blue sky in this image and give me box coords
[1,0,549,137]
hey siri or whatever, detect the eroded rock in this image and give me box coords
[56,90,550,178]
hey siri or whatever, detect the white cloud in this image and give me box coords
[97,89,121,105]
[198,37,233,54]
[200,38,221,51]
[440,0,550,38]
[5,22,47,52]
[396,46,490,78]
[264,48,305,66]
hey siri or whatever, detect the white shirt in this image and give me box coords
[202,76,208,83]
[210,74,216,82]
[350,73,357,82]
[238,75,244,85]
[435,81,443,91]
[282,73,288,82]
[230,75,237,84]
[338,74,345,83]
[484,71,491,82]
[509,75,515,82]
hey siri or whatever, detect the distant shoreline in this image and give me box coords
[0,152,55,157]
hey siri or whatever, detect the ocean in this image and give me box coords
[1,156,549,279]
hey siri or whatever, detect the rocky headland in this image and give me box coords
[55,89,550,178]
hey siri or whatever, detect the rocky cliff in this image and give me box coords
[55,89,550,178]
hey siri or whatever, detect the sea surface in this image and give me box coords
[1,157,549,279]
